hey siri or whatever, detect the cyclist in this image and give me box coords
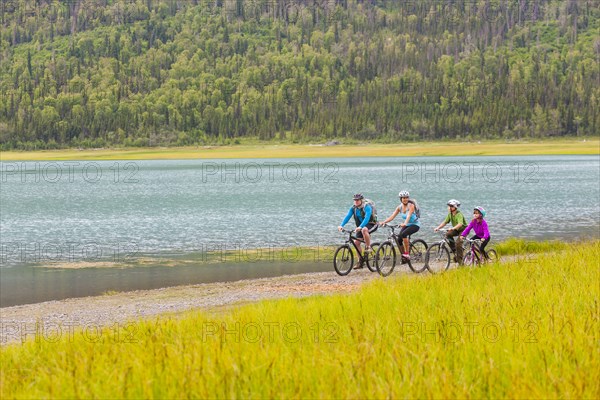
[434,199,467,261]
[379,191,419,260]
[338,193,378,269]
[457,206,491,262]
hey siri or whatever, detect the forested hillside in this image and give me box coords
[0,0,598,149]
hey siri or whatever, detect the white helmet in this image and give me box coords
[474,206,487,218]
[398,191,410,198]
[447,199,460,208]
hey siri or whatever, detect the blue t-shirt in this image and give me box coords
[398,203,420,226]
[341,204,373,229]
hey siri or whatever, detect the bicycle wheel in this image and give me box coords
[485,249,499,263]
[426,243,450,273]
[375,241,396,277]
[407,239,428,273]
[333,245,354,276]
[366,242,380,272]
[462,250,479,267]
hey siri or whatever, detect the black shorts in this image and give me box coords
[355,223,378,239]
[471,235,490,252]
[399,224,420,239]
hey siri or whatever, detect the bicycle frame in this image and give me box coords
[340,228,370,261]
[464,238,485,261]
[333,228,380,275]
[433,229,453,253]
[424,229,467,273]
[375,223,428,276]
[382,225,407,253]
[435,229,469,253]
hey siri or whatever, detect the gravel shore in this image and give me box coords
[1,267,409,345]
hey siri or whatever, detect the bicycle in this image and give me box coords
[333,228,380,276]
[425,228,465,274]
[462,237,499,267]
[374,224,428,277]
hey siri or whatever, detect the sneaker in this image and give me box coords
[402,253,410,260]
[353,259,364,270]
[364,246,373,253]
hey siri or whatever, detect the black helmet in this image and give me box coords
[353,193,364,200]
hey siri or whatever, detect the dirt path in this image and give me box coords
[1,268,403,345]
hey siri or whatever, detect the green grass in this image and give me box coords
[1,138,598,160]
[31,239,582,270]
[494,237,572,256]
[203,238,579,264]
[1,242,599,398]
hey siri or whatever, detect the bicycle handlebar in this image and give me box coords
[435,229,450,238]
[340,228,365,235]
[339,228,367,243]
[381,223,402,229]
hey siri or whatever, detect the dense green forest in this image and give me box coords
[0,0,598,149]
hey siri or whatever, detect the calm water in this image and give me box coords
[0,260,328,307]
[1,155,599,305]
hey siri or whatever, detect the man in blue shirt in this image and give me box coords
[338,193,378,269]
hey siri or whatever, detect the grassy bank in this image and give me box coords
[494,238,572,256]
[1,138,598,160]
[1,241,598,398]
[29,238,583,269]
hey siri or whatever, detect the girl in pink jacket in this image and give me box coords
[460,206,491,258]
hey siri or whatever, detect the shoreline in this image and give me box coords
[0,268,385,345]
[0,250,538,345]
[1,139,598,160]
[0,238,587,308]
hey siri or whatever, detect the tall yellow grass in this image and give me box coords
[1,139,598,160]
[1,242,598,398]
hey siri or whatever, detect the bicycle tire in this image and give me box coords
[462,250,479,267]
[375,241,396,277]
[366,242,380,272]
[407,239,428,273]
[426,243,451,273]
[486,249,499,263]
[333,245,354,276]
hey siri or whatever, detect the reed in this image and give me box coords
[1,139,597,161]
[2,241,598,398]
